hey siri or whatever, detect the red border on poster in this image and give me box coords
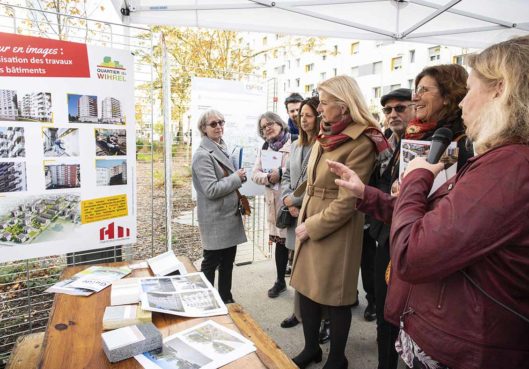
[0,32,90,77]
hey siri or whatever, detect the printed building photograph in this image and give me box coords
[45,164,81,189]
[96,159,127,186]
[95,128,126,156]
[68,94,124,124]
[0,127,25,158]
[0,89,52,122]
[43,128,80,157]
[0,162,27,193]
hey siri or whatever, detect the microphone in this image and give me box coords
[426,127,453,164]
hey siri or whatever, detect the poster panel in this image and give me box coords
[189,77,267,197]
[0,32,136,262]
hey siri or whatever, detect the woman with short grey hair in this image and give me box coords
[252,111,291,299]
[192,109,247,304]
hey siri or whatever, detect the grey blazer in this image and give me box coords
[192,137,248,250]
[280,141,312,250]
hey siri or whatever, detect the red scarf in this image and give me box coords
[405,118,437,140]
[363,127,391,153]
[317,115,352,151]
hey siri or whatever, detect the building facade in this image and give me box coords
[0,162,27,192]
[0,127,24,158]
[0,89,18,120]
[101,97,123,124]
[19,92,52,121]
[47,164,80,188]
[78,95,98,123]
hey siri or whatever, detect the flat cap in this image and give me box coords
[380,88,412,106]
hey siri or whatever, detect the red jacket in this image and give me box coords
[359,144,529,369]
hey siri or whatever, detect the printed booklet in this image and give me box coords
[135,320,255,369]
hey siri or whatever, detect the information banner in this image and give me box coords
[190,77,266,197]
[0,33,136,262]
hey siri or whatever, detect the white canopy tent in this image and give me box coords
[112,0,529,48]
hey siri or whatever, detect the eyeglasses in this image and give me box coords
[207,120,225,128]
[260,121,276,132]
[382,104,413,115]
[412,85,439,98]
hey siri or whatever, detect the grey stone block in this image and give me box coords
[102,323,162,363]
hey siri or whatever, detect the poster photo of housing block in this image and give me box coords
[67,93,125,124]
[0,162,27,193]
[43,128,80,157]
[44,163,81,189]
[0,194,80,244]
[0,89,53,122]
[0,127,25,158]
[95,128,126,156]
[96,159,127,186]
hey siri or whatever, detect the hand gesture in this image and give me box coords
[283,195,294,207]
[236,168,247,182]
[295,222,309,242]
[288,206,299,218]
[268,168,280,184]
[327,160,365,199]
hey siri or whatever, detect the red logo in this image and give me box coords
[99,222,130,241]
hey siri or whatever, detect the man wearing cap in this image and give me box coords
[370,88,414,369]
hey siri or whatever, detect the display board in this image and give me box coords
[0,32,136,262]
[190,77,266,197]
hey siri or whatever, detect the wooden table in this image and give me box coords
[37,258,296,369]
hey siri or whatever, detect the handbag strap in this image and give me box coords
[461,270,529,324]
[293,149,310,190]
[217,159,244,201]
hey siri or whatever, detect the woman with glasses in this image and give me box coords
[192,109,247,304]
[252,111,291,298]
[290,75,381,369]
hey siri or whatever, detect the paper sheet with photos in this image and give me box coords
[399,139,459,195]
[139,272,228,317]
[135,320,256,369]
[46,265,131,296]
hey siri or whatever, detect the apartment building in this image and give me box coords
[0,162,27,192]
[0,89,18,120]
[96,162,127,186]
[249,35,474,117]
[101,97,123,124]
[19,92,52,121]
[0,127,24,158]
[47,164,80,188]
[78,95,98,123]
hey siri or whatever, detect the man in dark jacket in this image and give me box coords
[284,92,303,140]
[370,88,414,369]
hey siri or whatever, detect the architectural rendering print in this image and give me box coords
[68,94,124,124]
[0,89,52,122]
[0,127,25,158]
[0,194,80,244]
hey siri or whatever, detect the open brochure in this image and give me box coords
[135,320,255,369]
[148,250,188,276]
[139,273,227,318]
[46,265,131,296]
[400,139,459,195]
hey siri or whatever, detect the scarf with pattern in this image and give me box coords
[317,115,352,151]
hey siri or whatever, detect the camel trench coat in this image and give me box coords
[290,123,376,306]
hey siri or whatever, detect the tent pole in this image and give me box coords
[401,0,461,38]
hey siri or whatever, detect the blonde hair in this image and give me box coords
[317,75,379,129]
[467,35,529,153]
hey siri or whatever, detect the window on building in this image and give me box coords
[372,61,382,74]
[275,65,286,74]
[322,55,327,61]
[262,36,268,46]
[409,49,415,63]
[287,79,291,88]
[296,58,301,67]
[273,49,278,58]
[390,84,401,91]
[264,54,268,62]
[287,60,291,69]
[262,70,267,78]
[453,54,465,65]
[295,78,300,87]
[429,46,441,61]
[320,72,327,80]
[283,82,287,92]
[333,68,338,76]
[350,67,359,77]
[333,45,339,54]
[305,84,315,93]
[305,63,314,72]
[408,79,414,89]
[373,87,381,98]
[391,57,403,71]
[350,42,359,54]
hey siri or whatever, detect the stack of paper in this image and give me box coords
[46,266,131,296]
[147,251,188,276]
[135,320,256,369]
[110,278,141,305]
[103,305,152,330]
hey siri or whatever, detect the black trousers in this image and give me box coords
[375,241,399,369]
[361,227,377,305]
[201,246,237,302]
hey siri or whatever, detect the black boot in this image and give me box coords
[364,302,377,322]
[318,319,330,344]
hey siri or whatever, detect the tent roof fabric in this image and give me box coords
[114,0,529,48]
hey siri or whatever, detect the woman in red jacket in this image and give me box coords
[330,35,529,369]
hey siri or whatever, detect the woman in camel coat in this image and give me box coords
[290,75,379,369]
